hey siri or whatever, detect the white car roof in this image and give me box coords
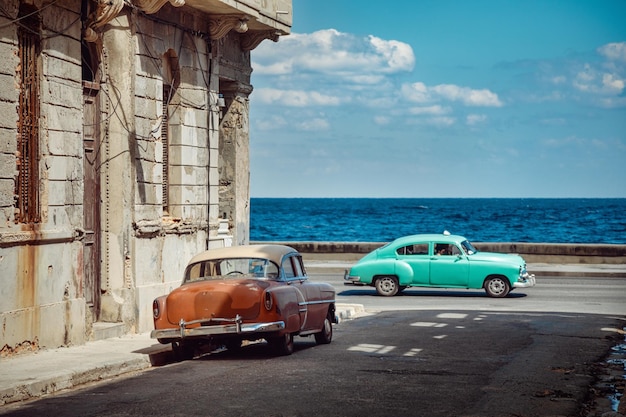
[187,244,298,266]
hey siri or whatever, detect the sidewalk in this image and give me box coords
[0,263,624,407]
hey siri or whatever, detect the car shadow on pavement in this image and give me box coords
[339,289,528,298]
[147,338,321,366]
[199,340,319,361]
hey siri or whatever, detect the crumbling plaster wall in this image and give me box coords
[0,0,86,353]
[0,0,256,351]
[102,6,231,333]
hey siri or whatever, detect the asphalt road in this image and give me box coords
[317,273,626,316]
[1,275,625,417]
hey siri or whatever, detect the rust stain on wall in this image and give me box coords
[17,243,37,309]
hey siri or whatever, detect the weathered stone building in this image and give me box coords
[0,0,291,354]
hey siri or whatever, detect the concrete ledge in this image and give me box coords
[253,241,626,265]
[335,303,368,321]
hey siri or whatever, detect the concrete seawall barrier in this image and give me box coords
[251,241,626,265]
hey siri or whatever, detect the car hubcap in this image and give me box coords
[381,278,395,293]
[490,279,504,294]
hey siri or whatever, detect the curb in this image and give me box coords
[0,357,151,406]
[336,303,368,322]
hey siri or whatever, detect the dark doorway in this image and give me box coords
[82,40,102,320]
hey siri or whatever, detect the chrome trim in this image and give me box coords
[344,270,361,283]
[151,319,285,340]
[513,273,536,288]
[300,299,332,306]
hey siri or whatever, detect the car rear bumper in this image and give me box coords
[151,318,285,341]
[344,270,365,285]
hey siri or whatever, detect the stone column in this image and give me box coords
[99,9,136,327]
[219,81,252,246]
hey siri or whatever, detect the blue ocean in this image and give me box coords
[250,198,626,244]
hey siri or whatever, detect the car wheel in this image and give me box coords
[171,341,195,361]
[225,339,242,352]
[314,312,333,345]
[484,276,510,298]
[375,276,399,296]
[269,333,294,356]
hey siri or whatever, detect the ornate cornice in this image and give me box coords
[83,0,185,42]
[221,81,254,97]
[209,15,249,40]
[134,0,185,15]
[240,30,280,51]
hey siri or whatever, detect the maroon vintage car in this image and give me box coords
[151,244,337,359]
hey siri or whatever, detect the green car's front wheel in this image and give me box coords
[375,276,399,297]
[484,276,510,298]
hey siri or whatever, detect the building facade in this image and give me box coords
[0,0,291,354]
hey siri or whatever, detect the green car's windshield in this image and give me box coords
[184,257,279,283]
[461,240,478,255]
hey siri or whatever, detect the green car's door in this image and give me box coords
[397,243,430,285]
[429,242,470,286]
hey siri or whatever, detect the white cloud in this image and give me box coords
[253,29,415,77]
[567,43,626,101]
[573,63,625,96]
[256,115,288,131]
[252,61,293,75]
[432,84,503,107]
[368,35,415,73]
[466,114,487,125]
[401,82,431,103]
[543,135,586,148]
[253,88,341,107]
[374,116,391,125]
[297,118,330,131]
[402,82,503,107]
[409,105,451,115]
[598,42,626,62]
[550,76,566,85]
[602,73,625,93]
[407,116,456,126]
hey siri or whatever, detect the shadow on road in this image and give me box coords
[339,288,528,298]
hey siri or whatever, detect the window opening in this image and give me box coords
[161,50,179,215]
[162,84,170,213]
[15,5,41,224]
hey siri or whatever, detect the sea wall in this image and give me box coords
[252,242,626,264]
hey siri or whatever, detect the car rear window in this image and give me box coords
[396,243,429,255]
[185,258,279,282]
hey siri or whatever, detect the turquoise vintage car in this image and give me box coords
[344,232,536,297]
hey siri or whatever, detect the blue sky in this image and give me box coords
[249,0,626,198]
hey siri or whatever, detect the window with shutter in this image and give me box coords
[15,5,41,224]
[162,84,171,213]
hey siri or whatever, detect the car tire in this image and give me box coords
[269,333,294,356]
[314,312,333,345]
[225,339,242,352]
[171,341,195,361]
[375,276,399,297]
[484,276,510,298]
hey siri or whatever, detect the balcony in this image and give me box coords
[185,0,292,34]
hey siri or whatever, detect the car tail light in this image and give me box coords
[263,291,273,311]
[152,299,160,319]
